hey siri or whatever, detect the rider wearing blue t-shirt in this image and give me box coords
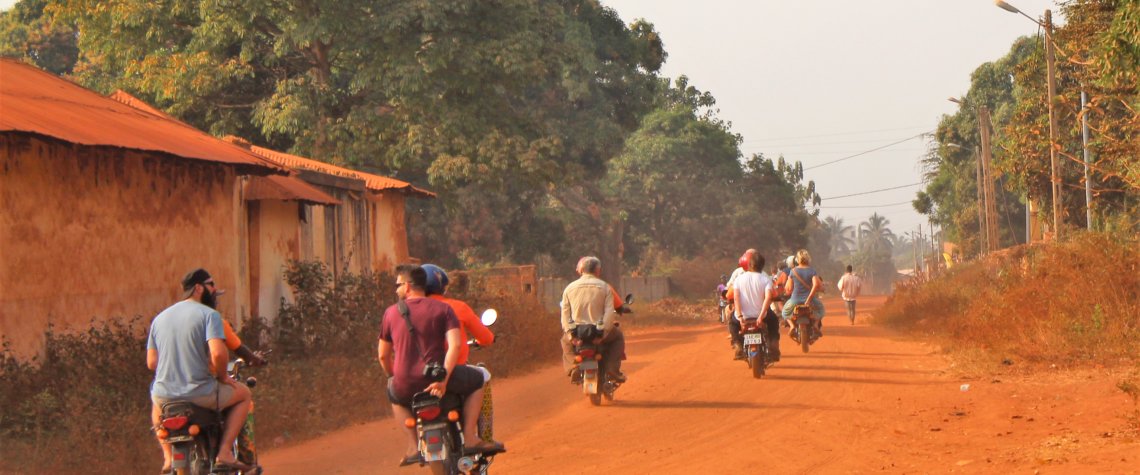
[781,250,826,332]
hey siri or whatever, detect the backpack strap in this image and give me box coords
[397,300,430,364]
[791,269,812,290]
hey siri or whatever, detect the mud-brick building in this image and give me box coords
[224,138,435,322]
[0,59,298,357]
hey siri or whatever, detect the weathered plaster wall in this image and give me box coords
[0,135,247,358]
[246,199,300,323]
[369,192,409,273]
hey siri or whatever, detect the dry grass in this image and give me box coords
[878,232,1140,369]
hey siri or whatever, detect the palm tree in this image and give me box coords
[859,213,895,255]
[821,216,855,256]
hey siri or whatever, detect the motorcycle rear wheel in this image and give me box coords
[749,349,765,378]
[798,322,811,353]
[589,392,602,406]
[174,439,211,475]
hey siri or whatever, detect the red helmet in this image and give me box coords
[738,249,756,269]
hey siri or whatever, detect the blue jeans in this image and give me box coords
[781,296,825,322]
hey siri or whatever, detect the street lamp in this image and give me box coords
[995,0,1063,240]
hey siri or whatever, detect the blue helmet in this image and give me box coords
[422,264,449,295]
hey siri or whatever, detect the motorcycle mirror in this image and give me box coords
[624,293,634,305]
[480,308,498,326]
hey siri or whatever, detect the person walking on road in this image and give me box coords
[837,265,863,325]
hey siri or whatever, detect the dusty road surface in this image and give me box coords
[261,296,1137,474]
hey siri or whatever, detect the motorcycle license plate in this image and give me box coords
[743,333,763,345]
[579,360,598,371]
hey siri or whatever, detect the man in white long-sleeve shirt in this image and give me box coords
[837,265,863,325]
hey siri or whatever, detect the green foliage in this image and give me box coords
[0,0,78,74]
[922,0,1140,244]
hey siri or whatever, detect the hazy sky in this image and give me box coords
[606,0,1061,239]
[1,0,1062,239]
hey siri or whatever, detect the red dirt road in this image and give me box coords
[261,296,1138,474]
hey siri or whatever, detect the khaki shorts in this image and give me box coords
[153,383,236,410]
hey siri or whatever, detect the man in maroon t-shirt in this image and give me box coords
[378,265,503,466]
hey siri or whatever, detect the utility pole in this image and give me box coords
[1044,9,1064,239]
[1081,90,1093,230]
[976,146,987,254]
[978,106,1000,251]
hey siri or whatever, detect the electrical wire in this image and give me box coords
[820,182,923,200]
[803,132,932,171]
[747,126,930,143]
[818,201,913,209]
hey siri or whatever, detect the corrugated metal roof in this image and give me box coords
[223,137,436,199]
[0,59,285,175]
[246,174,342,206]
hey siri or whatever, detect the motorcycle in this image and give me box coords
[157,354,267,475]
[789,304,821,353]
[716,285,729,324]
[740,318,770,379]
[570,294,632,406]
[406,309,503,475]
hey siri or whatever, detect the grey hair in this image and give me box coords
[576,256,602,275]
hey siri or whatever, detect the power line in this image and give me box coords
[746,148,928,156]
[747,126,930,143]
[820,182,923,200]
[818,201,913,209]
[803,131,932,171]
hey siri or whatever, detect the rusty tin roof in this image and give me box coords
[0,59,285,175]
[224,137,436,199]
[245,174,343,206]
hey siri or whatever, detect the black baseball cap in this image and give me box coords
[181,268,212,297]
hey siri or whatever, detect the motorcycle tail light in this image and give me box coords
[578,349,595,359]
[447,410,460,422]
[173,453,186,461]
[404,418,416,428]
[188,425,200,436]
[416,406,441,421]
[161,416,188,430]
[428,436,441,444]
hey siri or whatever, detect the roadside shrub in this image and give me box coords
[0,320,153,474]
[274,260,392,357]
[878,232,1140,367]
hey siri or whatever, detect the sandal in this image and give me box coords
[398,453,422,467]
[463,439,505,454]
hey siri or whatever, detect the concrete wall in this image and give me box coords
[246,199,300,322]
[368,192,408,274]
[0,134,248,357]
[247,192,410,323]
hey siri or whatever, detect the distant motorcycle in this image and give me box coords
[740,318,770,378]
[406,309,503,475]
[157,354,267,475]
[716,285,729,325]
[789,304,820,353]
[570,294,632,406]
